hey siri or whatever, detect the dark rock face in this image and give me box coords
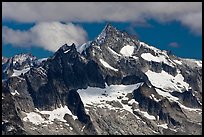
[2,83,27,135]
[7,77,35,112]
[121,75,144,85]
[162,63,177,76]
[44,43,105,90]
[171,90,201,108]
[133,83,183,127]
[2,24,202,135]
[65,90,97,135]
[66,90,90,123]
[85,60,105,88]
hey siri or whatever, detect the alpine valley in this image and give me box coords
[2,24,202,135]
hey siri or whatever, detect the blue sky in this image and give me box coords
[2,2,202,59]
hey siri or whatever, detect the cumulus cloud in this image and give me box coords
[2,22,87,52]
[178,12,202,35]
[168,42,180,48]
[2,2,202,35]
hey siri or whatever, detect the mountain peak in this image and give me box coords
[52,43,78,61]
[12,53,36,64]
[58,43,76,53]
[104,22,115,31]
[95,23,118,45]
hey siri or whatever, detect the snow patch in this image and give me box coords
[150,94,161,102]
[65,123,70,127]
[141,53,159,62]
[23,106,79,126]
[142,111,156,120]
[69,127,73,130]
[120,45,135,57]
[141,53,174,67]
[37,105,77,122]
[81,125,86,132]
[23,112,47,125]
[155,89,179,102]
[180,58,202,68]
[135,82,144,89]
[10,90,20,96]
[77,41,91,54]
[178,102,202,111]
[195,60,202,67]
[173,60,182,65]
[157,123,168,129]
[64,49,71,53]
[145,70,189,93]
[11,67,30,77]
[99,59,118,71]
[132,56,139,60]
[37,67,47,77]
[134,109,156,120]
[140,42,159,52]
[108,47,121,57]
[128,99,139,105]
[139,41,175,67]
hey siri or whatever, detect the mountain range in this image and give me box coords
[2,24,202,135]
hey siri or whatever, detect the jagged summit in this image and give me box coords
[103,23,117,32]
[52,43,78,60]
[11,53,36,67]
[95,23,119,45]
[59,43,76,53]
[59,24,138,56]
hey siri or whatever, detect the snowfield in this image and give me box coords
[120,45,135,57]
[23,105,77,126]
[145,70,189,93]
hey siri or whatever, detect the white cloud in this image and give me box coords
[2,22,87,52]
[2,27,32,46]
[2,2,202,35]
[178,12,202,35]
